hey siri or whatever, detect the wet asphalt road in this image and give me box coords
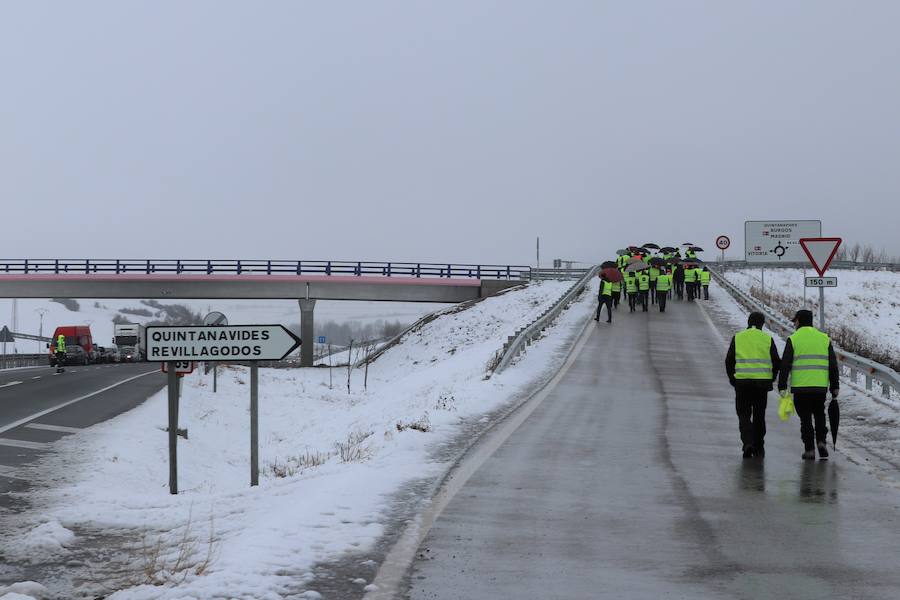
[0,362,165,506]
[405,301,900,599]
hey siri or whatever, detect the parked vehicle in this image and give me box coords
[48,325,94,366]
[114,323,145,362]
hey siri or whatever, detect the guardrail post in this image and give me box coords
[54,259,59,274]
[237,260,242,274]
[85,259,90,274]
[297,261,302,275]
[146,260,151,274]
[883,382,891,398]
[267,260,272,275]
[850,368,858,384]
[326,261,332,276]
[207,260,212,275]
[866,375,873,391]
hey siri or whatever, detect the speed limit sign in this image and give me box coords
[716,235,731,250]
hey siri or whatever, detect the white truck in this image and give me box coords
[113,323,145,362]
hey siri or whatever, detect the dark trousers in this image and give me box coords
[596,296,613,322]
[656,291,668,312]
[649,281,657,304]
[675,280,684,300]
[735,385,768,450]
[686,282,696,301]
[702,284,709,300]
[794,391,828,449]
[627,292,637,312]
[613,290,620,308]
[639,290,649,311]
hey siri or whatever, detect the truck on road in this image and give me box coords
[113,323,145,362]
[49,325,95,366]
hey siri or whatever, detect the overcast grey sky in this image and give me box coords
[2,2,898,264]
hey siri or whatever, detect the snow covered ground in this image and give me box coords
[720,267,900,369]
[0,279,596,599]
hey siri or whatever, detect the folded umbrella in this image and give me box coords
[601,267,624,282]
[828,398,840,447]
[625,261,650,272]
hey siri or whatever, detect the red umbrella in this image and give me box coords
[601,268,623,282]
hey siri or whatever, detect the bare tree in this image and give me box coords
[328,343,333,390]
[849,242,861,262]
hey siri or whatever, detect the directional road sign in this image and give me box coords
[318,336,326,344]
[799,238,842,277]
[805,277,837,288]
[146,325,301,362]
[745,220,822,263]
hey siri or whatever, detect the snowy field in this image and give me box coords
[721,267,900,369]
[0,279,596,599]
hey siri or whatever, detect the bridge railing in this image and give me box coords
[0,259,532,280]
[0,353,47,369]
[715,259,900,272]
[710,267,900,401]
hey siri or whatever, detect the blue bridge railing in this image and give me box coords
[0,259,532,280]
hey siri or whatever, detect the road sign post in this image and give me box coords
[716,235,730,263]
[203,312,228,394]
[147,324,301,490]
[799,238,842,330]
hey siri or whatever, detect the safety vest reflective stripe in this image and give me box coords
[600,281,613,297]
[611,281,621,291]
[637,275,650,290]
[656,275,671,291]
[700,272,711,284]
[625,276,637,293]
[734,328,774,380]
[684,270,696,282]
[789,327,831,387]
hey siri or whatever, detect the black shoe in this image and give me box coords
[742,444,754,458]
[755,447,765,458]
[594,317,599,321]
[802,449,815,460]
[606,319,611,323]
[817,442,829,459]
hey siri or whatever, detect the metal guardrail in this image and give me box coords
[530,268,593,281]
[0,353,47,369]
[0,259,531,280]
[716,260,900,272]
[493,266,599,374]
[710,268,900,400]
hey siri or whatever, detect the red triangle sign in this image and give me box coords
[799,238,842,277]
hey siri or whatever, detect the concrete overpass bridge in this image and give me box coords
[0,259,531,365]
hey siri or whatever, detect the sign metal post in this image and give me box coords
[250,361,259,486]
[167,363,178,495]
[799,238,842,331]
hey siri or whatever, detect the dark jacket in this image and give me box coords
[673,266,685,283]
[725,328,781,390]
[777,337,840,393]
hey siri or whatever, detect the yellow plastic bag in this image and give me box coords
[778,392,795,422]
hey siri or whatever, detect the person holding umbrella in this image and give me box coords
[777,309,840,460]
[725,312,781,458]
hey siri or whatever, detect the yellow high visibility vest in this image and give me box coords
[734,328,773,380]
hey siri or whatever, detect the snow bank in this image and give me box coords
[4,279,596,599]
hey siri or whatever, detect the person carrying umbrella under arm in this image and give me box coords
[725,312,781,457]
[777,309,840,460]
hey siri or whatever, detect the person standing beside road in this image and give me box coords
[655,268,671,312]
[55,333,66,372]
[700,267,711,300]
[595,275,614,323]
[725,312,781,458]
[778,309,840,460]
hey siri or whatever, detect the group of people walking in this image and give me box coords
[595,246,711,323]
[725,309,839,460]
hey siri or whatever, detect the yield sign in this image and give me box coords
[799,238,842,277]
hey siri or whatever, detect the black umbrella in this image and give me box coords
[642,243,660,249]
[659,246,677,253]
[689,246,705,252]
[828,398,840,447]
[649,256,666,266]
[682,242,695,246]
[601,260,617,269]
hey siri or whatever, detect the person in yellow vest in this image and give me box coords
[611,278,622,309]
[655,268,672,313]
[725,312,781,457]
[700,267,711,300]
[636,270,650,312]
[624,271,638,313]
[683,265,697,301]
[778,309,840,460]
[595,275,614,323]
[55,333,67,372]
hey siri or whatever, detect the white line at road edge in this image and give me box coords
[363,313,596,600]
[0,369,159,435]
[695,298,728,350]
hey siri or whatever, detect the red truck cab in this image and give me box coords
[49,325,95,366]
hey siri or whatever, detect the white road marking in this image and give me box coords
[25,423,82,434]
[0,381,23,389]
[0,465,27,481]
[0,438,48,450]
[0,369,159,435]
[32,376,41,380]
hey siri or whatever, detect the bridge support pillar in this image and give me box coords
[298,299,316,367]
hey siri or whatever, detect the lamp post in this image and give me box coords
[35,308,48,353]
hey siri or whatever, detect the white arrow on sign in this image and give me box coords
[145,325,301,362]
[799,238,842,277]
